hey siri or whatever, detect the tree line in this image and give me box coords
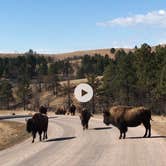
[77,54,110,78]
[101,44,166,114]
[0,50,111,110]
[0,50,72,110]
[0,44,166,115]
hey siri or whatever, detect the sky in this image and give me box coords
[0,0,166,53]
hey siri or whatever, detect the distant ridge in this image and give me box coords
[0,44,165,60]
[0,48,133,60]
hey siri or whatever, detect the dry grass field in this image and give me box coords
[0,45,163,60]
[0,121,30,150]
[151,115,166,136]
[0,48,132,60]
[0,110,32,116]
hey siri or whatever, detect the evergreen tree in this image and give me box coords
[0,80,13,109]
[86,74,100,113]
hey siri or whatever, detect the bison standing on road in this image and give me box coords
[26,113,48,143]
[55,107,66,115]
[80,108,93,130]
[103,106,151,139]
[69,104,76,116]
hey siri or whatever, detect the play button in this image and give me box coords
[81,89,87,96]
[74,83,93,102]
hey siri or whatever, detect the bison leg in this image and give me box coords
[123,126,127,139]
[32,132,36,143]
[43,132,45,140]
[119,123,127,139]
[39,132,42,141]
[148,123,151,137]
[123,132,126,139]
[45,132,48,139]
[119,130,122,139]
[86,123,88,129]
[143,128,148,138]
[143,122,150,137]
[43,131,48,140]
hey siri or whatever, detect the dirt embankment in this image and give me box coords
[151,116,166,136]
[0,121,30,151]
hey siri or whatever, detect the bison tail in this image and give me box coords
[145,108,152,121]
[26,119,33,133]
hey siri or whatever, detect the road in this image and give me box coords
[0,115,166,166]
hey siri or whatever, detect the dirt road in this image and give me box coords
[0,115,165,166]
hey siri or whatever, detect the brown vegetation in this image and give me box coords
[151,116,166,136]
[1,45,164,60]
[0,121,30,150]
[0,48,130,60]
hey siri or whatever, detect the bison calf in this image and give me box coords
[103,106,151,139]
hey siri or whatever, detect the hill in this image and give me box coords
[0,44,165,60]
[0,48,132,60]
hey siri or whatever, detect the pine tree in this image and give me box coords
[0,80,13,109]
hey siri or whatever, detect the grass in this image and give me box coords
[0,121,30,151]
[151,115,166,136]
[0,110,33,116]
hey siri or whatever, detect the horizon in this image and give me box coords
[0,0,166,53]
[0,43,165,55]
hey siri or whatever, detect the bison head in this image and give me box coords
[39,106,47,114]
[103,110,111,126]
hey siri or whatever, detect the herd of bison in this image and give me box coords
[26,105,152,143]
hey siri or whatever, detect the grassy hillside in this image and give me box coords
[0,48,132,59]
[0,45,165,60]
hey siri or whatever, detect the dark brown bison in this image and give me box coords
[69,104,76,116]
[103,106,151,139]
[26,113,48,143]
[55,107,66,115]
[79,108,93,130]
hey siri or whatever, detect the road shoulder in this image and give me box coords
[0,121,30,151]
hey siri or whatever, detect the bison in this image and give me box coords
[26,113,48,143]
[79,108,93,130]
[39,106,48,114]
[103,106,151,139]
[55,107,66,115]
[69,104,76,116]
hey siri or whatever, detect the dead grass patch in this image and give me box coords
[151,115,166,136]
[0,121,30,150]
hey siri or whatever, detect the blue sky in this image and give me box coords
[0,0,166,53]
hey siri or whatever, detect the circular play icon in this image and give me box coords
[74,83,93,102]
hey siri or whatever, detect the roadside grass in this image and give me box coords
[151,115,166,136]
[0,121,30,151]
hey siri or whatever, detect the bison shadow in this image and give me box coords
[45,136,76,142]
[126,135,166,139]
[93,127,112,130]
